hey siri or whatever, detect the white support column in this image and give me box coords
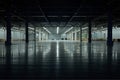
[39,29,41,41]
[43,31,45,40]
[75,29,77,41]
[41,30,43,41]
[72,32,73,40]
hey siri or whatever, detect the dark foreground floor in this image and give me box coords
[0,41,120,79]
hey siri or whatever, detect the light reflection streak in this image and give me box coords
[56,41,60,77]
[56,41,59,57]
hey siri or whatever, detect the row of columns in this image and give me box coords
[5,3,30,45]
[5,17,49,45]
[5,9,113,46]
[4,11,42,45]
[38,29,49,41]
[5,6,50,45]
[25,20,29,43]
[5,16,30,45]
[65,13,113,46]
[5,9,12,45]
[87,13,113,46]
[66,28,80,40]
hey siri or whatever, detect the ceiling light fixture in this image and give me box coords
[57,27,59,34]
[43,27,51,34]
[64,27,73,34]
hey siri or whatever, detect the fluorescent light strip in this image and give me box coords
[64,27,73,33]
[57,27,59,34]
[56,41,59,57]
[82,27,88,30]
[43,27,51,34]
[64,27,88,34]
[28,27,34,30]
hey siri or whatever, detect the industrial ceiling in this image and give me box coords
[0,0,120,34]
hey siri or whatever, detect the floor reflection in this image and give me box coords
[0,41,120,79]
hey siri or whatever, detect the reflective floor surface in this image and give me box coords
[0,41,120,79]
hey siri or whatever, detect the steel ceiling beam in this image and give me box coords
[60,0,88,34]
[35,0,52,24]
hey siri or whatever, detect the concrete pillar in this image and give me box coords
[34,26,36,41]
[5,9,12,45]
[41,30,43,40]
[39,30,40,41]
[107,10,113,46]
[80,26,82,42]
[88,18,92,43]
[39,29,41,41]
[25,21,29,43]
[75,29,77,40]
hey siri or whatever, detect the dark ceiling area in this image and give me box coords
[0,0,120,34]
[0,0,120,22]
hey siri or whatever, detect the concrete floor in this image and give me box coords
[0,41,120,79]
